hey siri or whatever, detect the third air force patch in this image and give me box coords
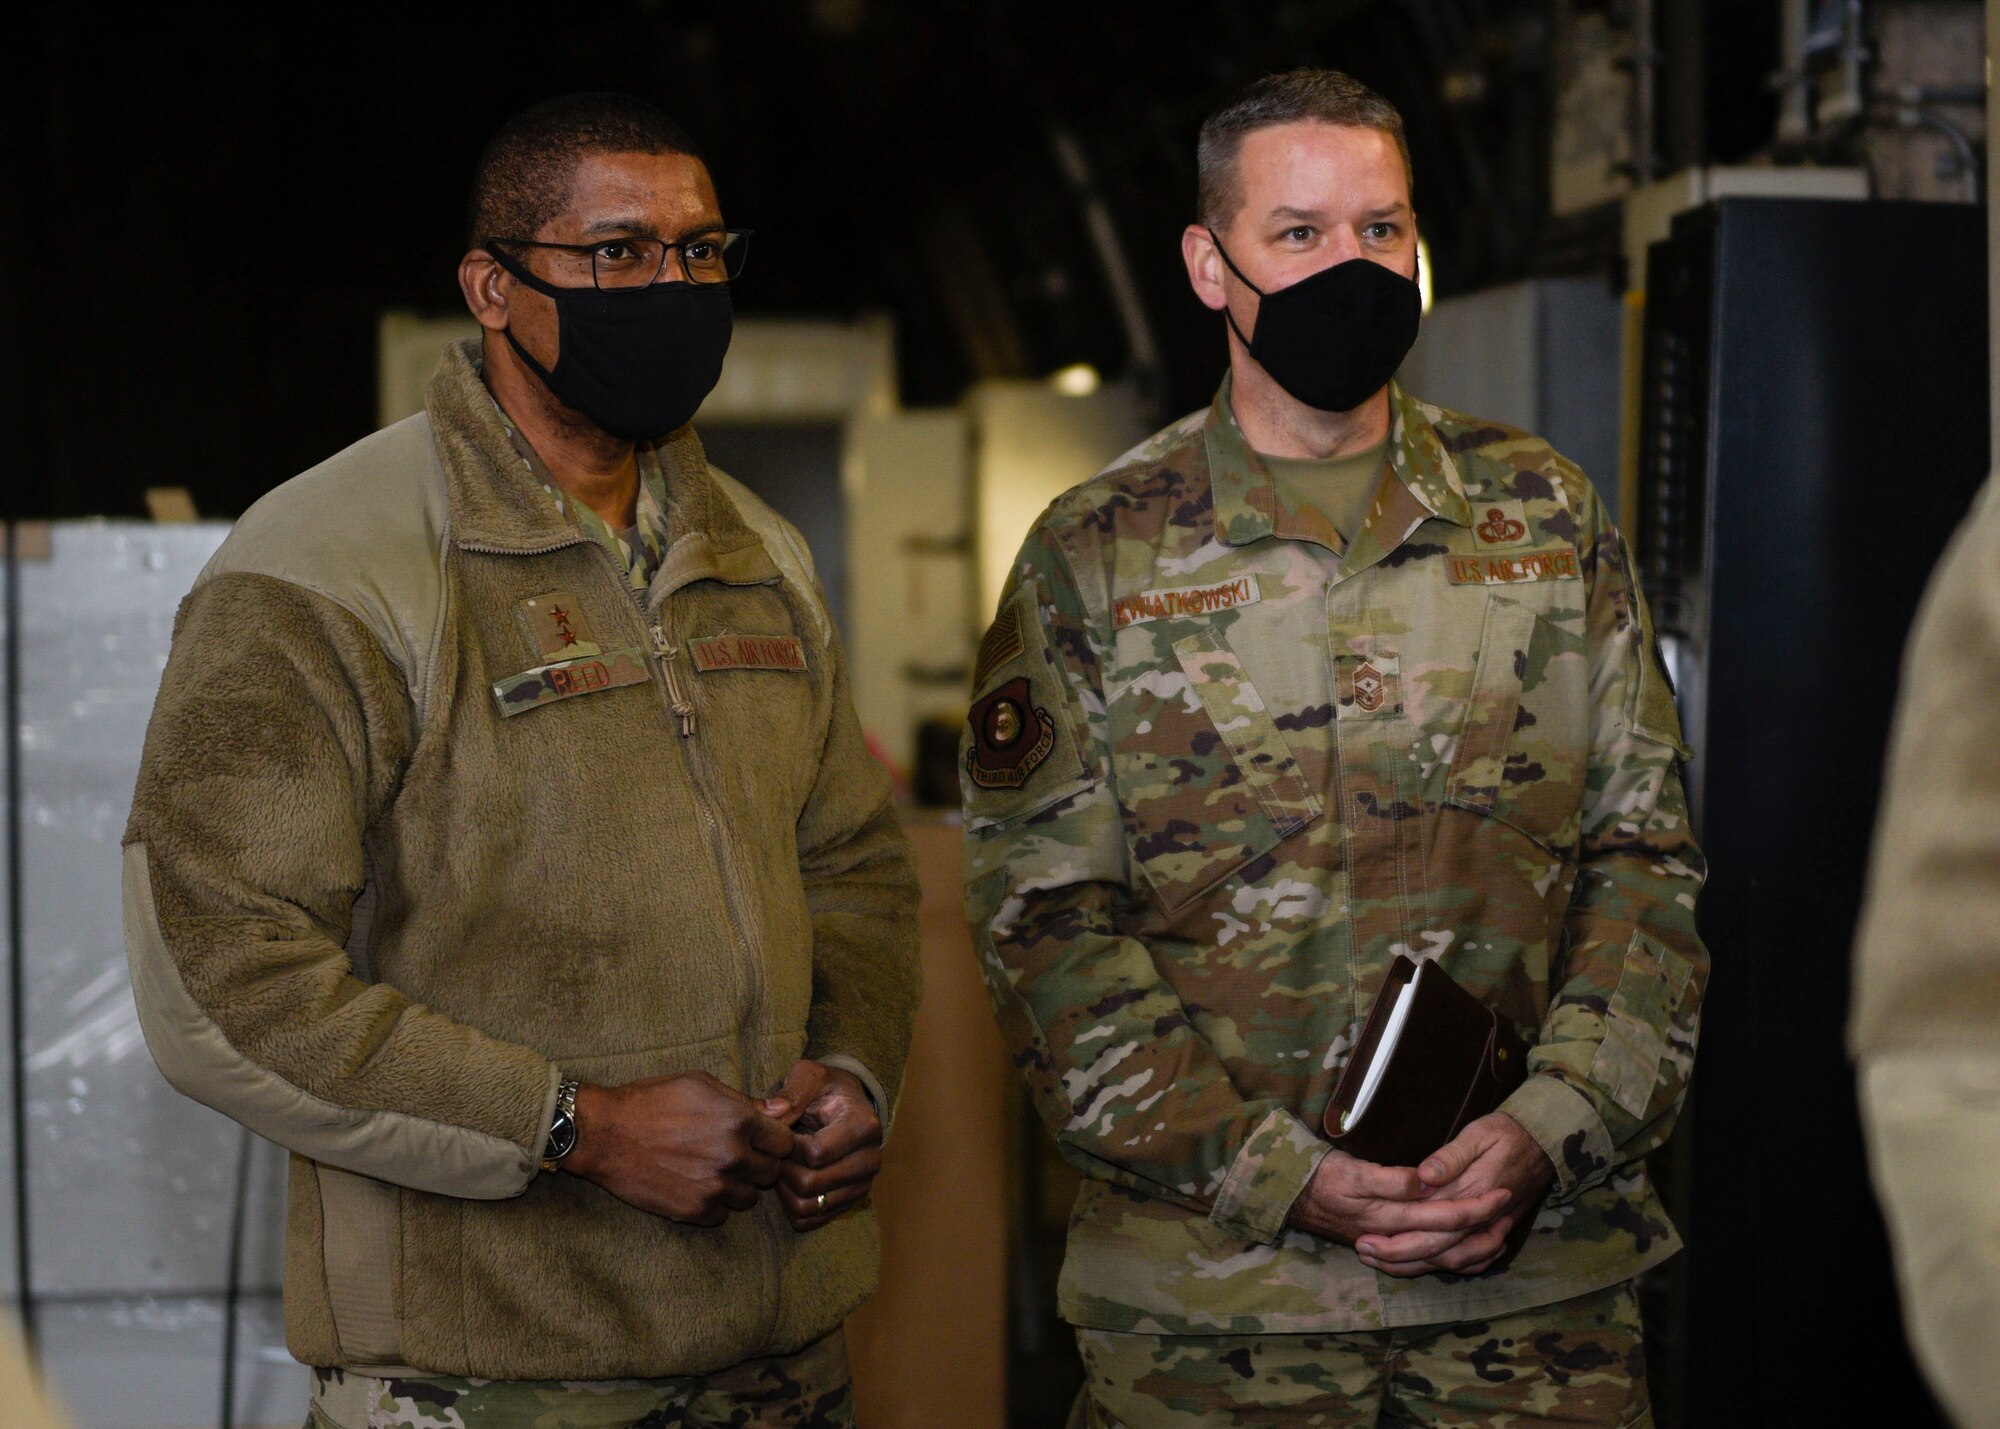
[966,676,1055,790]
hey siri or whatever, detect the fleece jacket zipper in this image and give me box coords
[633,596,764,1036]
[468,536,753,984]
[633,584,786,1335]
[470,529,787,1329]
[651,623,698,737]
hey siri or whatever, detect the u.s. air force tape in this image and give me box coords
[1445,547,1580,585]
[687,634,807,673]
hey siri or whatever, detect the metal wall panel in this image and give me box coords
[6,523,294,1426]
[13,523,279,1297]
[38,1293,294,1429]
[1401,277,1624,524]
[1638,198,1987,1428]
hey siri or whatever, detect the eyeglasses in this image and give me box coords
[483,228,753,289]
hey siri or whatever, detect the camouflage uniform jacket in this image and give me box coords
[961,377,1706,1333]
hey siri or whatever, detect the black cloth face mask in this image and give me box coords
[1208,231,1422,414]
[488,246,734,441]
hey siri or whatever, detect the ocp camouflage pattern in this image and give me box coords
[1072,1279,1647,1426]
[491,647,653,716]
[961,378,1706,1335]
[306,1328,855,1427]
[499,403,672,597]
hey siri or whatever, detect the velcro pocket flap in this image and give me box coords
[1173,630,1321,838]
[1589,930,1697,1120]
[1444,594,1589,854]
[1107,628,1319,914]
[1625,590,1694,760]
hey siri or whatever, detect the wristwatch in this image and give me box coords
[541,1078,581,1172]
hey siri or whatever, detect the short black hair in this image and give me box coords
[1196,69,1413,230]
[467,92,706,249]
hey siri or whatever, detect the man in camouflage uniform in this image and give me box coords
[962,70,1705,1426]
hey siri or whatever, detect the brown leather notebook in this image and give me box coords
[1321,954,1530,1168]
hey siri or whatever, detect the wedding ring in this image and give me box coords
[815,1193,828,1210]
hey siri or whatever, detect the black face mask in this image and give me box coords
[489,246,733,441]
[1208,232,1422,414]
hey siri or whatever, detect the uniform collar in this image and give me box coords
[424,339,777,593]
[1203,373,1475,559]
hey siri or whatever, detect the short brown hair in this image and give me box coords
[1196,69,1413,230]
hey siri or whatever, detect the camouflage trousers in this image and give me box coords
[1069,1282,1648,1428]
[304,1328,852,1429]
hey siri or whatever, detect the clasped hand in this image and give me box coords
[1287,1112,1555,1278]
[568,1060,881,1231]
[759,1059,885,1233]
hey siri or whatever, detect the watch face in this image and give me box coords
[544,1110,578,1162]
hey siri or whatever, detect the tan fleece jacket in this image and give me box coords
[122,339,921,1380]
[1850,472,2000,1424]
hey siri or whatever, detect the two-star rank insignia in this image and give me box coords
[966,676,1056,790]
[518,592,601,660]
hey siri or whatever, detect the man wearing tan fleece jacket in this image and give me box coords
[1852,471,2000,1428]
[123,93,920,1428]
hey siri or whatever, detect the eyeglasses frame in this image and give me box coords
[481,228,754,289]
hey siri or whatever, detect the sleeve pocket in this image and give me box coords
[1624,584,1693,760]
[1589,930,1696,1119]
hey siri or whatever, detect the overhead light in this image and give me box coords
[1050,363,1101,397]
[1417,237,1435,314]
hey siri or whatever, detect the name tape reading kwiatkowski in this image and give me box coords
[1113,576,1262,629]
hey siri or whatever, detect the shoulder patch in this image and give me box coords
[961,581,1094,829]
[1625,590,1694,759]
[966,677,1055,789]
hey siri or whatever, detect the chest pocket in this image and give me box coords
[1111,626,1320,913]
[1443,594,1589,855]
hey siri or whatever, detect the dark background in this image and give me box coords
[1,6,1984,1427]
[0,0,1778,519]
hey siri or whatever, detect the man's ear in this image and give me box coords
[1181,224,1229,313]
[458,249,510,333]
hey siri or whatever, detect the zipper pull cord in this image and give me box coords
[652,624,697,738]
